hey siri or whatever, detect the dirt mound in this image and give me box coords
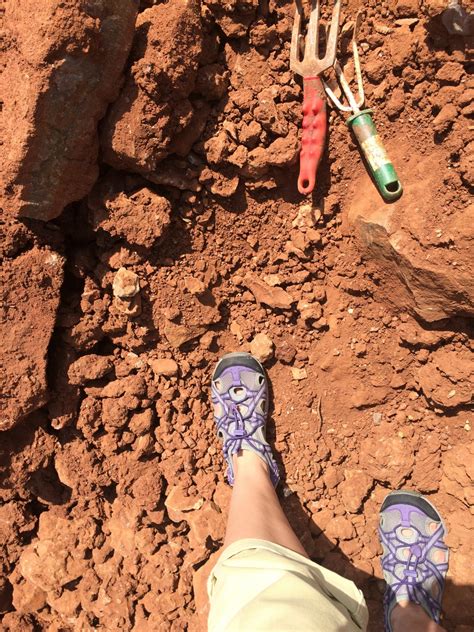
[0,0,473,630]
[0,0,137,221]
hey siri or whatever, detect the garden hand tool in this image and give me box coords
[323,13,403,202]
[290,0,341,195]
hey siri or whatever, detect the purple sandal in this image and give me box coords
[379,490,449,631]
[211,352,280,486]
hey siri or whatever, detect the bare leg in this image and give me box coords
[223,450,307,557]
[391,601,447,632]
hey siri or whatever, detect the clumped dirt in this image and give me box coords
[0,0,473,630]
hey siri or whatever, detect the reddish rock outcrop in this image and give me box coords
[0,0,137,221]
[101,0,203,175]
[348,151,474,323]
[0,248,64,431]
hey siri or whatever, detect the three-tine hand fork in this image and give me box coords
[323,12,403,201]
[290,0,341,195]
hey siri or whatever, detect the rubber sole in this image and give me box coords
[381,490,445,527]
[212,352,266,381]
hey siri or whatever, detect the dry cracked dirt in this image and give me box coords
[0,0,473,630]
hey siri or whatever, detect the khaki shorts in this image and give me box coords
[208,539,369,632]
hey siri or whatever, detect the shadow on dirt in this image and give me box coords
[263,388,473,631]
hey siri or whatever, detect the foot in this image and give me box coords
[390,601,446,632]
[379,491,449,632]
[211,352,280,486]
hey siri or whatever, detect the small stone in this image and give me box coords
[149,358,179,377]
[432,103,458,134]
[263,274,282,287]
[162,321,207,348]
[417,347,472,409]
[323,465,343,489]
[187,501,225,549]
[339,470,373,513]
[247,235,258,249]
[113,294,142,317]
[325,514,355,541]
[394,0,419,17]
[290,229,307,252]
[292,203,320,229]
[361,431,414,486]
[275,340,297,364]
[464,422,471,431]
[165,486,204,523]
[68,354,114,385]
[291,367,307,381]
[163,306,181,321]
[306,228,322,245]
[244,274,295,310]
[185,276,206,295]
[199,331,215,350]
[313,287,326,303]
[297,300,323,324]
[394,17,419,26]
[133,433,154,458]
[390,374,406,389]
[310,507,335,532]
[12,579,47,614]
[112,267,140,299]
[129,409,154,436]
[230,321,243,341]
[250,333,274,363]
[372,412,383,425]
[350,387,390,409]
[435,61,465,85]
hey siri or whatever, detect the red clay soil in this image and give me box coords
[0,0,473,631]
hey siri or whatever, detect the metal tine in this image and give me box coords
[323,11,365,112]
[290,0,304,73]
[291,0,340,75]
[352,11,365,106]
[321,0,341,65]
[305,0,320,61]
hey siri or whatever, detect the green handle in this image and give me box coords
[347,109,403,202]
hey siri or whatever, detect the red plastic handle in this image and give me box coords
[298,76,327,195]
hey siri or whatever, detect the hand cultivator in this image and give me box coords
[323,13,403,201]
[290,1,403,201]
[290,0,341,195]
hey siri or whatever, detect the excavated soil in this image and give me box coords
[0,0,473,631]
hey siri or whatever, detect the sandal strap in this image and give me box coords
[379,494,449,632]
[212,357,280,487]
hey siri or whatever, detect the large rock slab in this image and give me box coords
[347,152,473,323]
[0,248,64,431]
[101,0,203,174]
[0,0,137,221]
